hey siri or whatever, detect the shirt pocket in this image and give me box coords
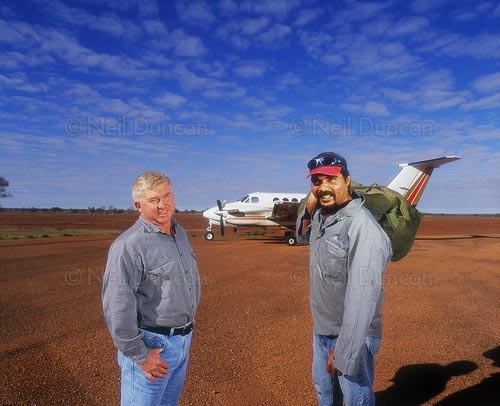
[147,260,175,286]
[320,237,348,281]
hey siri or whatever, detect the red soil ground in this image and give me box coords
[0,212,499,405]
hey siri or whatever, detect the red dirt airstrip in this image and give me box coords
[0,212,499,405]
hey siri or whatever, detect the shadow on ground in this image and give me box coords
[376,346,500,405]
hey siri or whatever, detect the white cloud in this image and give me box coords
[239,16,270,35]
[413,70,471,111]
[174,63,209,91]
[341,101,390,117]
[215,23,251,49]
[0,19,40,47]
[154,92,188,109]
[344,38,421,78]
[172,30,207,57]
[389,16,430,37]
[472,72,500,93]
[143,19,167,35]
[494,4,500,17]
[256,23,292,47]
[461,92,500,110]
[381,87,414,103]
[293,8,323,27]
[138,0,160,19]
[216,0,239,17]
[410,0,452,14]
[297,30,334,60]
[233,61,267,78]
[336,1,392,23]
[239,0,301,19]
[92,13,127,37]
[216,17,290,49]
[276,72,303,90]
[432,33,500,59]
[175,0,216,26]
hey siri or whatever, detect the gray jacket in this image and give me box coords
[102,216,201,365]
[297,196,392,375]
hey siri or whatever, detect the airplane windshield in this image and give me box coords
[238,195,249,202]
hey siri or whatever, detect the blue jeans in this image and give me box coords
[312,332,380,406]
[118,329,193,406]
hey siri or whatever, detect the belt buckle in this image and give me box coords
[171,321,194,336]
[182,321,193,335]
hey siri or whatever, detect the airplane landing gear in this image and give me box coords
[284,231,297,246]
[205,224,215,241]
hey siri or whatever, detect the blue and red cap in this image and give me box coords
[306,152,348,178]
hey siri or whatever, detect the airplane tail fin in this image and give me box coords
[387,156,461,206]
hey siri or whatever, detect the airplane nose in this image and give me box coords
[203,207,219,219]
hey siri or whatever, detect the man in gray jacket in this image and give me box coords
[102,172,201,406]
[297,152,392,406]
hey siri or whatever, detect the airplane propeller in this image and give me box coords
[216,199,225,236]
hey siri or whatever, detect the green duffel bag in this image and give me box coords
[350,182,421,262]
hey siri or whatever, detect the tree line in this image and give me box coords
[0,177,11,200]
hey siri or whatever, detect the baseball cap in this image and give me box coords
[306,152,348,178]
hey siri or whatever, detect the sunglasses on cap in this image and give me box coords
[307,155,345,170]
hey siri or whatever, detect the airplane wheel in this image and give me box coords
[286,235,296,246]
[204,231,215,241]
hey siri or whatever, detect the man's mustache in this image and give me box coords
[317,191,334,198]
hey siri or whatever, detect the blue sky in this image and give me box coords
[1,0,499,213]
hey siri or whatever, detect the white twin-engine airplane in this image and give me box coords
[202,156,461,245]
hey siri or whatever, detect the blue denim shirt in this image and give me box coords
[102,216,201,365]
[297,197,392,375]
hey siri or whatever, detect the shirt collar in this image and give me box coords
[139,216,177,235]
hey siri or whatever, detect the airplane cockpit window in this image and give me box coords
[238,195,249,202]
[251,196,259,203]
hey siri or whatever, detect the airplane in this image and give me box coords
[202,155,461,245]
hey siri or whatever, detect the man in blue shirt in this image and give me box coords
[103,172,201,406]
[297,152,392,406]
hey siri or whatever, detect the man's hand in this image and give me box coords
[326,349,343,376]
[139,348,169,382]
[299,192,318,236]
[305,192,318,215]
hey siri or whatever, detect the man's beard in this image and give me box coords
[317,191,352,214]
